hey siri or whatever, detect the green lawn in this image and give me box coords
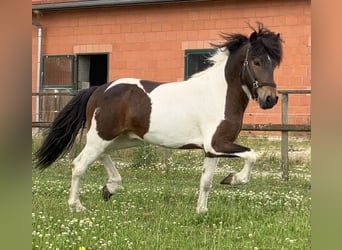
[32,136,311,249]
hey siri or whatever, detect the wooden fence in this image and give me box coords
[32,89,311,179]
[242,89,311,180]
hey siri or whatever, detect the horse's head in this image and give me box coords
[215,22,283,109]
[242,24,283,109]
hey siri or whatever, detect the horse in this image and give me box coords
[35,22,283,213]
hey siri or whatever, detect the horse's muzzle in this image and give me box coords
[259,95,278,109]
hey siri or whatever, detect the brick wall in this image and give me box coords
[32,0,311,129]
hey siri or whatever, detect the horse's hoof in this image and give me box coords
[75,205,87,212]
[196,207,208,213]
[220,173,235,185]
[102,185,113,201]
[68,202,87,212]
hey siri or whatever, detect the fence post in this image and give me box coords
[281,93,289,180]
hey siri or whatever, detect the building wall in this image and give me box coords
[32,0,311,128]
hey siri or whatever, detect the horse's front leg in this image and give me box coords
[220,149,257,185]
[197,157,219,213]
[210,120,257,185]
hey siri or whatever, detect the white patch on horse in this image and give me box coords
[101,154,122,194]
[143,50,229,150]
[105,78,146,93]
[197,157,219,213]
[228,150,257,184]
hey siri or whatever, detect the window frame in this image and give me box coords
[42,54,75,89]
[184,48,216,80]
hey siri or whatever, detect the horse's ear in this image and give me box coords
[250,31,258,42]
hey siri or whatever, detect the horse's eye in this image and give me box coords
[253,59,261,66]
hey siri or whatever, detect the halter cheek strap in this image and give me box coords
[242,46,277,99]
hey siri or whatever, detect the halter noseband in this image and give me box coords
[242,46,277,99]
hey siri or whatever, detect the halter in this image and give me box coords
[242,46,277,99]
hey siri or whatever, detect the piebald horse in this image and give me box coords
[36,23,283,213]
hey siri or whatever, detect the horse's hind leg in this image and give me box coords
[68,144,104,211]
[197,157,219,213]
[101,154,122,201]
[220,149,257,185]
[68,126,113,211]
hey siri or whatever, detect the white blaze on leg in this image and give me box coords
[197,157,219,213]
[230,149,257,184]
[101,154,122,194]
[68,114,112,211]
[68,145,97,211]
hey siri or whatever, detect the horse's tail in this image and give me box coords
[35,86,98,169]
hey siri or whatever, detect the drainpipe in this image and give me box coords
[32,19,42,122]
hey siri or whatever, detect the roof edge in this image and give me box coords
[32,0,209,11]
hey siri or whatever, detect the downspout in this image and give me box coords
[32,19,42,122]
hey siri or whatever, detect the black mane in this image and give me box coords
[213,22,283,65]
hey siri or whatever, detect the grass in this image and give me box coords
[32,135,311,249]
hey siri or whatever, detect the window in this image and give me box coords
[184,49,216,80]
[42,55,74,89]
[76,53,108,89]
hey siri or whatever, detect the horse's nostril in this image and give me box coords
[266,95,277,105]
[266,96,272,103]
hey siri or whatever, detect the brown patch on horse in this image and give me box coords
[210,47,250,155]
[178,144,203,150]
[87,83,152,141]
[223,46,250,117]
[140,80,166,93]
[85,83,110,129]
